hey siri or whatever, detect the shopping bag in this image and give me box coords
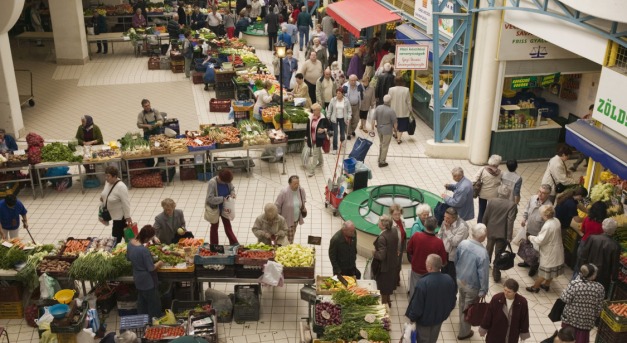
[517,239,539,266]
[548,298,566,322]
[204,204,220,224]
[301,145,311,167]
[289,73,297,89]
[123,227,136,243]
[512,227,527,245]
[363,258,374,280]
[493,240,516,271]
[463,298,488,326]
[223,197,236,220]
[322,137,330,153]
[408,116,416,135]
[348,137,373,162]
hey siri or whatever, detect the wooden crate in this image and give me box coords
[192,71,204,84]
[210,98,231,112]
[171,64,184,73]
[148,57,160,70]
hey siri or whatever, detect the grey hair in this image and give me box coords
[451,167,464,177]
[383,94,391,104]
[539,204,555,218]
[470,223,487,240]
[379,215,393,230]
[416,204,431,216]
[342,220,355,230]
[348,74,358,81]
[487,154,502,167]
[426,254,443,271]
[540,184,552,193]
[263,203,278,215]
[602,218,618,235]
[424,217,438,232]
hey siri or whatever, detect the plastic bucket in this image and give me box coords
[343,158,357,174]
[54,289,75,304]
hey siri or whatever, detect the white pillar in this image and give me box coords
[0,0,25,138]
[49,0,89,65]
[466,0,502,164]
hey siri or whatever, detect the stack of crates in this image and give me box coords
[597,301,627,343]
[0,284,23,319]
[233,284,260,322]
[232,100,254,123]
[215,70,236,100]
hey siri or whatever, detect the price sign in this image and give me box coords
[209,244,225,253]
[307,236,321,245]
[194,138,203,145]
[395,45,429,70]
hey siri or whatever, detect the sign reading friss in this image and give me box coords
[498,22,578,61]
[395,45,429,70]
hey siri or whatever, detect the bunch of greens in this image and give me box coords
[148,245,185,266]
[111,253,133,277]
[332,289,380,306]
[119,132,148,150]
[0,246,28,269]
[285,107,310,124]
[41,142,82,162]
[69,251,118,282]
[16,251,49,292]
[323,321,390,342]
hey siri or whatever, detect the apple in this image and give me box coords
[177,228,185,235]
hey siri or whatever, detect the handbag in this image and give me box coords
[549,171,566,193]
[100,181,120,222]
[203,177,221,224]
[548,298,566,322]
[493,239,516,270]
[433,201,450,226]
[299,188,307,218]
[472,169,484,198]
[407,116,416,135]
[517,239,540,266]
[463,298,488,326]
[322,136,330,153]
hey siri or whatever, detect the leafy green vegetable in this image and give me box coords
[332,289,380,306]
[0,246,27,269]
[41,142,82,162]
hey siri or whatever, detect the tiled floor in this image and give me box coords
[2,38,592,343]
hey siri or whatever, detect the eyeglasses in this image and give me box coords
[538,190,550,195]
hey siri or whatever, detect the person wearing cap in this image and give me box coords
[372,94,397,168]
[579,218,620,297]
[0,194,28,240]
[0,129,18,152]
[559,263,605,342]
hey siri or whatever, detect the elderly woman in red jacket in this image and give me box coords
[479,279,531,343]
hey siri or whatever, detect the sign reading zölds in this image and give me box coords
[592,67,627,137]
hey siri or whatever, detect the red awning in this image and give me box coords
[326,0,401,38]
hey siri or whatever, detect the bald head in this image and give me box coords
[324,68,331,78]
[426,254,443,272]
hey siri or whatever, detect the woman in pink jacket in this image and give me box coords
[275,175,306,244]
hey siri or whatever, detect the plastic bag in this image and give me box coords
[512,227,527,245]
[400,322,416,343]
[77,328,96,343]
[259,260,284,287]
[87,308,100,332]
[223,197,236,220]
[363,258,374,280]
[114,330,138,343]
[154,309,176,325]
[39,273,60,299]
[301,145,311,167]
[36,307,54,328]
[211,298,233,322]
[289,73,297,89]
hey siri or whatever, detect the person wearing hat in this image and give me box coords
[75,115,104,146]
[372,94,397,168]
[559,263,605,342]
[579,218,621,297]
[0,129,18,152]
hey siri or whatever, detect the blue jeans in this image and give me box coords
[298,26,309,50]
[137,287,162,319]
[332,120,346,150]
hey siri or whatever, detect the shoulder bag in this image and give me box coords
[100,181,120,222]
[299,188,307,218]
[203,177,221,224]
[463,297,489,326]
[549,171,566,194]
[472,169,484,198]
[494,240,516,271]
[548,298,566,322]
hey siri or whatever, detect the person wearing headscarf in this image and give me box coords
[0,129,18,152]
[75,115,103,146]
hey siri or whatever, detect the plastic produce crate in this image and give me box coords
[597,316,627,343]
[194,244,238,265]
[171,299,212,319]
[0,301,24,319]
[233,284,260,322]
[601,302,627,333]
[210,98,231,112]
[51,302,88,334]
[119,314,149,338]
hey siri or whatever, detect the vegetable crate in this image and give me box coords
[0,284,22,302]
[143,325,186,342]
[159,57,170,70]
[601,301,627,332]
[148,56,160,70]
[235,264,264,278]
[117,300,138,317]
[50,301,88,334]
[119,314,149,338]
[215,89,235,100]
[235,249,275,266]
[273,117,293,130]
[192,71,204,84]
[210,98,231,113]
[194,244,239,265]
[0,301,23,319]
[188,310,217,343]
[233,285,260,322]
[56,333,79,343]
[597,316,627,343]
[195,264,236,278]
[171,299,212,320]
[36,256,74,277]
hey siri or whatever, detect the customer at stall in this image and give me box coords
[316,68,336,109]
[409,204,433,236]
[363,45,376,79]
[519,184,552,266]
[274,175,306,244]
[346,47,365,80]
[283,18,298,50]
[253,80,274,121]
[290,73,312,109]
[327,88,351,154]
[296,6,313,51]
[375,63,395,105]
[439,207,469,281]
[299,52,323,103]
[249,0,262,20]
[0,129,18,152]
[126,225,163,319]
[167,14,182,42]
[252,203,289,246]
[206,169,238,245]
[132,8,147,28]
[560,263,605,342]
[359,76,376,133]
[305,103,330,177]
[525,204,564,293]
[406,254,457,343]
[153,198,186,244]
[554,187,587,229]
[455,224,490,341]
[92,11,108,54]
[329,221,360,278]
[373,215,399,308]
[280,49,297,89]
[406,216,447,299]
[342,74,364,139]
[387,77,411,144]
[277,26,293,50]
[327,28,338,65]
[580,218,620,298]
[235,10,250,36]
[100,166,132,243]
[0,194,28,240]
[137,99,164,140]
[75,115,103,146]
[541,146,577,201]
[573,200,608,278]
[206,6,223,36]
[442,167,475,221]
[474,154,503,223]
[479,279,530,343]
[190,6,206,30]
[482,184,517,282]
[373,94,397,168]
[501,159,523,205]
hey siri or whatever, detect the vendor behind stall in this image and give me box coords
[252,203,290,246]
[0,129,18,152]
[76,115,103,146]
[0,194,28,240]
[126,225,163,319]
[137,99,163,140]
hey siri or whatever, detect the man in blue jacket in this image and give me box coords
[406,254,457,343]
[0,129,18,152]
[442,167,475,221]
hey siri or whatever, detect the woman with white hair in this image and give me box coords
[474,154,503,223]
[525,204,564,293]
[252,203,290,246]
[409,204,434,236]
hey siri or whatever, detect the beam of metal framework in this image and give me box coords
[309,0,320,15]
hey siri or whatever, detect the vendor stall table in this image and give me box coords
[15,32,55,49]
[86,33,132,59]
[196,277,315,301]
[123,150,207,189]
[0,165,36,199]
[80,157,122,185]
[32,161,83,198]
[208,142,287,177]
[0,269,18,281]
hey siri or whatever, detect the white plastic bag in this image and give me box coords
[223,197,236,220]
[77,328,96,343]
[512,227,527,246]
[259,260,284,287]
[301,145,311,167]
[289,73,297,89]
[39,273,60,299]
[363,258,374,280]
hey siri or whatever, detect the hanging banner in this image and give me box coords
[413,0,454,39]
[592,67,627,137]
[540,73,561,87]
[498,22,579,61]
[510,76,538,90]
[395,45,429,70]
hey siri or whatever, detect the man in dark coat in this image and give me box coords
[167,14,182,42]
[328,221,360,278]
[93,12,108,54]
[482,184,517,282]
[406,254,456,343]
[375,63,395,105]
[264,10,279,51]
[580,218,620,298]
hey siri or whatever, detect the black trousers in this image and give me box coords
[96,40,108,53]
[305,80,317,104]
[268,32,277,51]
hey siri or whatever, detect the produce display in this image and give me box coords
[267,129,287,143]
[178,238,204,248]
[237,250,274,260]
[69,251,122,282]
[37,258,71,275]
[244,242,273,251]
[6,154,29,165]
[315,302,342,326]
[88,237,116,253]
[274,244,314,267]
[262,106,281,123]
[198,248,218,257]
[238,120,271,147]
[149,244,188,266]
[175,303,212,319]
[319,276,357,292]
[61,239,91,257]
[130,172,163,188]
[203,126,241,145]
[144,326,185,341]
[607,302,627,318]
[41,142,82,163]
[84,148,120,162]
[120,132,151,158]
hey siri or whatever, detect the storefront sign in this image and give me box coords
[498,22,579,61]
[413,0,454,39]
[395,45,429,70]
[540,73,561,87]
[593,67,627,137]
[510,76,538,89]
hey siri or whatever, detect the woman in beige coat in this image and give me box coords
[526,204,564,292]
[474,154,503,223]
[275,175,306,244]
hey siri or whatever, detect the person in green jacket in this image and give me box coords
[328,221,361,278]
[75,115,104,146]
